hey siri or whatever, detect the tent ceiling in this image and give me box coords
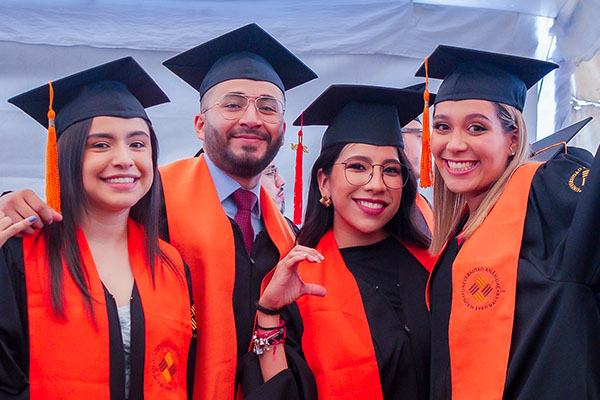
[415,0,570,18]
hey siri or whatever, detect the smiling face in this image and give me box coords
[431,99,518,210]
[195,79,286,180]
[318,143,403,248]
[82,116,153,216]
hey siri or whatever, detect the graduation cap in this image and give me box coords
[415,45,558,112]
[292,84,431,150]
[163,23,317,97]
[402,83,428,123]
[8,56,169,212]
[531,117,592,161]
[9,57,169,136]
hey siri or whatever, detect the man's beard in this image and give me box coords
[203,123,283,178]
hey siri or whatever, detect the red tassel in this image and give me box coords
[420,57,433,188]
[292,113,305,225]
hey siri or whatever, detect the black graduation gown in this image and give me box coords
[251,235,431,400]
[158,194,318,400]
[0,238,196,400]
[339,237,431,400]
[429,148,600,399]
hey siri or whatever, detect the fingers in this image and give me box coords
[281,245,324,265]
[22,190,62,225]
[301,283,327,298]
[0,190,61,232]
[0,216,37,247]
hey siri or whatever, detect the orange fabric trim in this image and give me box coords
[296,229,383,400]
[415,193,434,234]
[410,194,438,272]
[160,156,294,400]
[23,219,190,399]
[448,162,542,399]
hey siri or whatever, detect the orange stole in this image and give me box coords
[159,155,295,400]
[296,230,383,400]
[23,219,191,399]
[446,162,541,399]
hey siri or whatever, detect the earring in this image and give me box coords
[509,147,515,156]
[319,195,332,207]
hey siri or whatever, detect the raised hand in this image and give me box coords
[259,245,327,310]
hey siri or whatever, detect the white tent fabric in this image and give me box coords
[1,0,599,218]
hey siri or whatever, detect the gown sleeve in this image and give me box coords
[560,146,600,287]
[0,238,29,400]
[237,303,318,400]
[521,147,599,284]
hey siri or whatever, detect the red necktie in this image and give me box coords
[231,188,258,255]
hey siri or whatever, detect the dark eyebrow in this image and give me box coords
[87,131,149,140]
[433,113,491,121]
[227,91,281,100]
[343,155,400,164]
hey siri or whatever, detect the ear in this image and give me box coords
[508,128,519,154]
[317,168,330,198]
[194,113,205,141]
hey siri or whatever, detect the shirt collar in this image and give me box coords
[204,153,262,212]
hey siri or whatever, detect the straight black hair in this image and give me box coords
[297,143,431,249]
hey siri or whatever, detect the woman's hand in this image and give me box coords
[0,211,37,247]
[259,245,327,310]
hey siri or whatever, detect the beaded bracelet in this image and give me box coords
[252,319,286,359]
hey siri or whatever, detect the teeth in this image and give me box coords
[447,161,477,171]
[357,200,384,209]
[106,177,135,184]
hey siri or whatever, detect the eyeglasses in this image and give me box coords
[401,127,423,135]
[201,93,285,124]
[334,160,410,189]
[263,166,279,184]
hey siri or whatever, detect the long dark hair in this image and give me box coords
[297,143,431,249]
[41,118,178,318]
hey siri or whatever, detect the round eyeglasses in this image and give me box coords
[334,160,410,189]
[201,93,285,124]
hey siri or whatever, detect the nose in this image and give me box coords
[276,173,286,188]
[363,166,386,192]
[445,130,468,153]
[237,99,263,128]
[112,143,135,168]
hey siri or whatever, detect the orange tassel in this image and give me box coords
[46,81,61,213]
[292,113,305,225]
[419,57,433,188]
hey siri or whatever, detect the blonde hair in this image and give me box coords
[429,102,531,254]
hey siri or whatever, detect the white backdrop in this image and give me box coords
[1,0,599,218]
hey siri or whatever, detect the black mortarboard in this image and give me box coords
[415,45,558,111]
[163,23,317,97]
[292,84,431,150]
[531,117,592,161]
[402,83,428,123]
[8,56,169,137]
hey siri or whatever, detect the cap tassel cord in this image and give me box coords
[420,57,433,188]
[292,113,306,225]
[533,141,568,157]
[46,81,61,213]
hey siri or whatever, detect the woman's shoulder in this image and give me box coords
[528,147,593,216]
